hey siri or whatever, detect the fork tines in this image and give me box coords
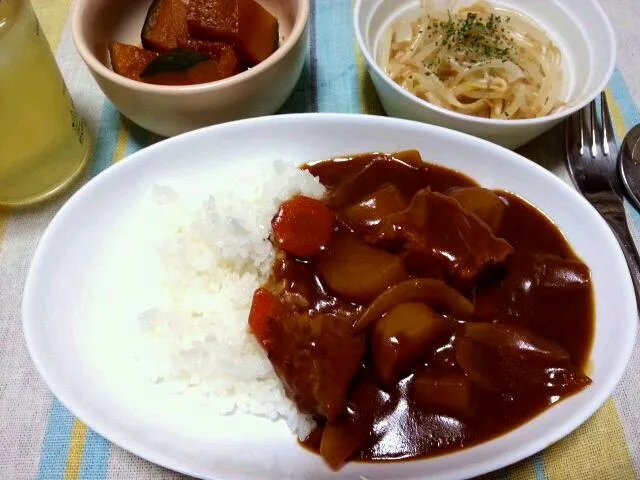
[566,92,619,195]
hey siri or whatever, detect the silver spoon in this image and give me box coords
[619,124,640,211]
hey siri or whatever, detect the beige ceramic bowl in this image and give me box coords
[72,0,309,137]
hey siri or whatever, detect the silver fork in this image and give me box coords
[565,92,640,299]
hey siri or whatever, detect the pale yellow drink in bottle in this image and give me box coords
[0,0,91,208]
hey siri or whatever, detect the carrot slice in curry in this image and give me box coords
[248,287,278,348]
[272,195,335,259]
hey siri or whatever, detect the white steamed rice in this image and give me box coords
[135,159,326,439]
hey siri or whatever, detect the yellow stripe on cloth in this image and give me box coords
[477,400,635,480]
[355,46,385,115]
[112,122,130,164]
[541,399,635,479]
[353,0,385,116]
[474,456,538,479]
[64,419,88,480]
[606,87,627,139]
[477,470,506,480]
[502,457,539,480]
[0,214,8,247]
[32,0,72,51]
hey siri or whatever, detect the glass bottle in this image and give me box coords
[0,0,91,208]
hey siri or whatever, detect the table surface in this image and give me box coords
[2,0,640,479]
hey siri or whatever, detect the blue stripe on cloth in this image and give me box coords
[314,0,359,113]
[36,400,75,480]
[79,430,111,480]
[610,68,640,130]
[532,453,546,480]
[89,100,122,178]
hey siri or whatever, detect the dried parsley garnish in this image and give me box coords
[425,11,515,69]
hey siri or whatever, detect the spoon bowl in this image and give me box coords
[619,124,640,211]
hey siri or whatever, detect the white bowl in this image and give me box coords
[354,0,616,149]
[23,114,636,480]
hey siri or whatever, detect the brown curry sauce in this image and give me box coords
[249,151,594,468]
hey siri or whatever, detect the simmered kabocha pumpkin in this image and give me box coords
[141,0,189,52]
[186,0,279,65]
[108,0,278,85]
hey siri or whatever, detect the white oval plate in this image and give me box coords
[23,114,637,480]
